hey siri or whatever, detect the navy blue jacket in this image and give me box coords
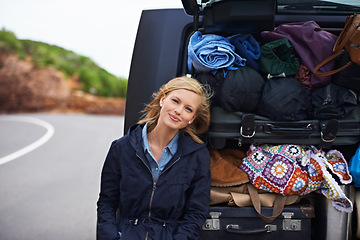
[97,124,211,240]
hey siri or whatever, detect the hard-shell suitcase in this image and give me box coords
[200,202,315,240]
[312,185,355,240]
[207,106,360,149]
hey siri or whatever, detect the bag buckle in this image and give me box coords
[321,132,335,143]
[319,119,339,149]
[240,126,255,138]
[239,114,255,147]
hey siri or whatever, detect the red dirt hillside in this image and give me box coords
[0,52,126,115]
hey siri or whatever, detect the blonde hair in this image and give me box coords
[138,76,211,143]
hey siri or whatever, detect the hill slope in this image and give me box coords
[0,30,126,115]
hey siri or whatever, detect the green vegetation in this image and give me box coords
[0,29,127,98]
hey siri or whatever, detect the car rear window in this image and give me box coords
[277,0,360,15]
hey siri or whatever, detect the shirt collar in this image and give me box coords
[142,122,179,155]
[167,131,179,155]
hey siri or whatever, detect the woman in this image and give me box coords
[97,76,212,240]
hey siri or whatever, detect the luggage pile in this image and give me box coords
[185,1,360,239]
[189,23,360,149]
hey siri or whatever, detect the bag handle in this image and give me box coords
[225,225,270,234]
[263,124,313,135]
[333,14,357,52]
[314,14,359,77]
[313,49,353,77]
[247,184,286,223]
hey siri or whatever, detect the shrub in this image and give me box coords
[0,29,127,98]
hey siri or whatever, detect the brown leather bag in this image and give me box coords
[210,184,300,223]
[314,14,360,77]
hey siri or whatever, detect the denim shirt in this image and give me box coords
[142,122,179,181]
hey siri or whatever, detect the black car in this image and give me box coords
[124,0,360,239]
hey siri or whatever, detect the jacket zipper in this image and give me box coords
[136,153,155,240]
[136,154,181,240]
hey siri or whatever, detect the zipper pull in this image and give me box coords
[153,182,156,191]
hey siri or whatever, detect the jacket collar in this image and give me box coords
[128,124,204,158]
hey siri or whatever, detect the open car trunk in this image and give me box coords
[125,1,360,239]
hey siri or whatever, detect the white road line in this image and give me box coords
[0,116,55,166]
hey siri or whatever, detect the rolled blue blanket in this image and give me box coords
[188,31,246,73]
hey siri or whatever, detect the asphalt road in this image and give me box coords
[0,113,125,240]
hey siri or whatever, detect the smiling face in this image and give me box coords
[158,89,201,131]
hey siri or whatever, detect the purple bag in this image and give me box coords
[261,21,337,88]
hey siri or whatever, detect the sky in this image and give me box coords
[0,0,184,78]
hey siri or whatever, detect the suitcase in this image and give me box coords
[200,202,315,240]
[312,185,355,240]
[207,105,360,149]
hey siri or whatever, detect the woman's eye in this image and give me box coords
[172,99,179,104]
[185,107,193,113]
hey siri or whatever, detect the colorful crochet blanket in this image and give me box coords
[240,144,353,213]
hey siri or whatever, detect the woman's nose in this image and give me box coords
[174,106,182,115]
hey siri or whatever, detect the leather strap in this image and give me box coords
[241,114,255,138]
[314,14,360,77]
[247,184,286,223]
[333,14,357,52]
[314,49,353,77]
[239,114,255,146]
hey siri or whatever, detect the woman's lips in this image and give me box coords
[169,113,180,122]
